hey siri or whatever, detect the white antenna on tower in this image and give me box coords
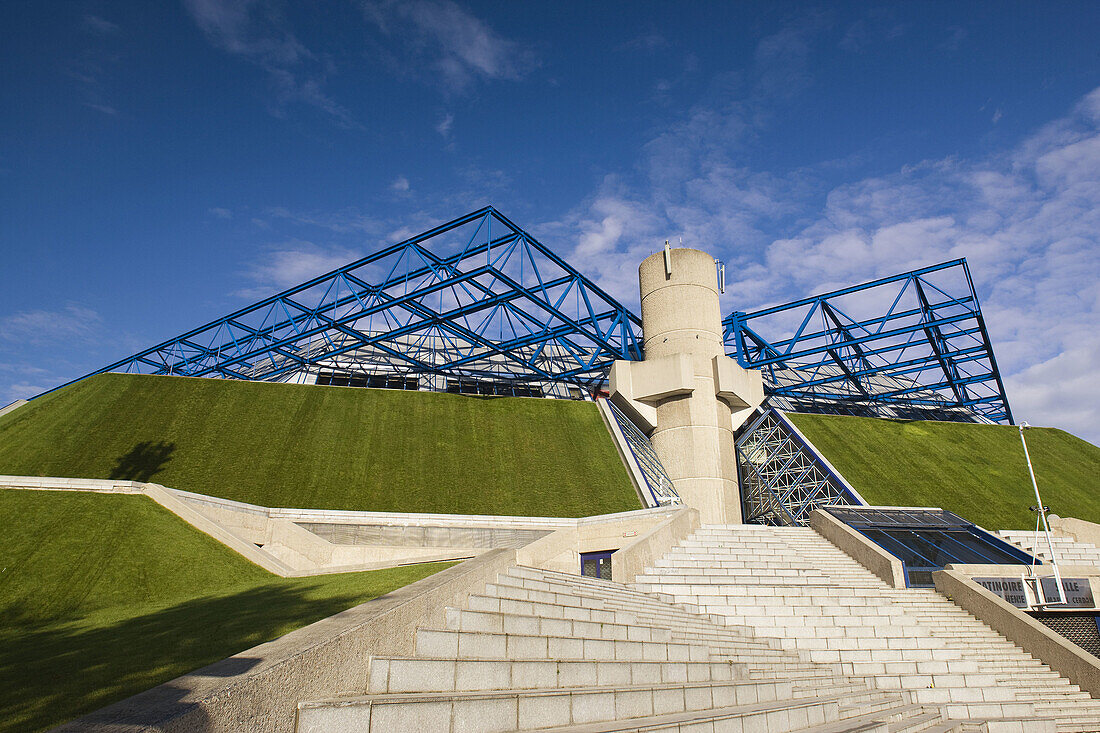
[663,240,672,277]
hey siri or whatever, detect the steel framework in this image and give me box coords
[724,260,1012,424]
[49,208,1012,429]
[737,408,864,526]
[50,207,643,395]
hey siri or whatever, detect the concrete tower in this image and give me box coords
[609,247,764,524]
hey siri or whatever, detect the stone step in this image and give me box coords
[443,607,674,643]
[296,680,840,733]
[415,627,706,662]
[365,656,788,694]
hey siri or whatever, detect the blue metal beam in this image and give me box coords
[41,207,644,397]
[723,259,1012,424]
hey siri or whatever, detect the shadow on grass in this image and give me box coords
[109,441,176,482]
[0,582,361,733]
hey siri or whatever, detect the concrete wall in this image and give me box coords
[612,506,701,584]
[1052,516,1100,548]
[55,549,518,733]
[0,398,27,418]
[935,567,1100,698]
[516,507,682,576]
[0,475,144,493]
[2,476,673,577]
[809,509,906,588]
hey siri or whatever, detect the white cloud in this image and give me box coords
[436,112,454,137]
[391,176,410,192]
[84,102,118,116]
[237,241,361,299]
[183,0,357,127]
[0,305,103,345]
[543,62,1100,441]
[364,0,533,92]
[208,207,233,219]
[2,383,48,405]
[83,15,120,35]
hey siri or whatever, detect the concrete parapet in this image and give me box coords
[809,508,906,588]
[2,477,674,577]
[0,474,144,493]
[0,398,27,418]
[934,567,1100,699]
[612,505,700,584]
[1051,515,1100,548]
[142,483,297,576]
[516,506,682,576]
[53,549,518,733]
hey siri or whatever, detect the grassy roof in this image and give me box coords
[786,412,1100,530]
[0,373,639,516]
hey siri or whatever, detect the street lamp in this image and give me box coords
[1019,421,1065,605]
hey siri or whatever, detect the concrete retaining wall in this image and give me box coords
[515,506,682,576]
[1052,516,1100,548]
[612,506,700,584]
[809,509,906,588]
[54,549,518,733]
[2,476,675,577]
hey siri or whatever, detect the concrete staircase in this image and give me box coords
[997,530,1100,569]
[297,563,948,732]
[635,525,1100,732]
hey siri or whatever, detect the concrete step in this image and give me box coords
[297,680,840,732]
[638,525,1100,729]
[415,627,706,662]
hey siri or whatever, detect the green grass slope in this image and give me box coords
[0,489,453,732]
[786,413,1100,530]
[0,373,639,516]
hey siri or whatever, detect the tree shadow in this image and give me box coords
[109,441,176,482]
[0,582,361,732]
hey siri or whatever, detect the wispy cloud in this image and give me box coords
[363,0,534,93]
[83,102,118,116]
[236,241,362,299]
[83,14,120,35]
[266,206,383,235]
[839,10,907,54]
[617,33,669,54]
[542,26,1100,442]
[0,305,103,346]
[69,11,124,116]
[183,0,357,127]
[208,206,234,219]
[436,112,454,137]
[391,175,410,192]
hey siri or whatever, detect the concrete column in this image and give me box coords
[639,248,742,524]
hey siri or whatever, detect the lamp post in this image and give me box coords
[1019,421,1065,605]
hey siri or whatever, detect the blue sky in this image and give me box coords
[2,1,1099,441]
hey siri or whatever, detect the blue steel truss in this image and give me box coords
[724,260,1012,424]
[48,206,1012,426]
[51,207,643,394]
